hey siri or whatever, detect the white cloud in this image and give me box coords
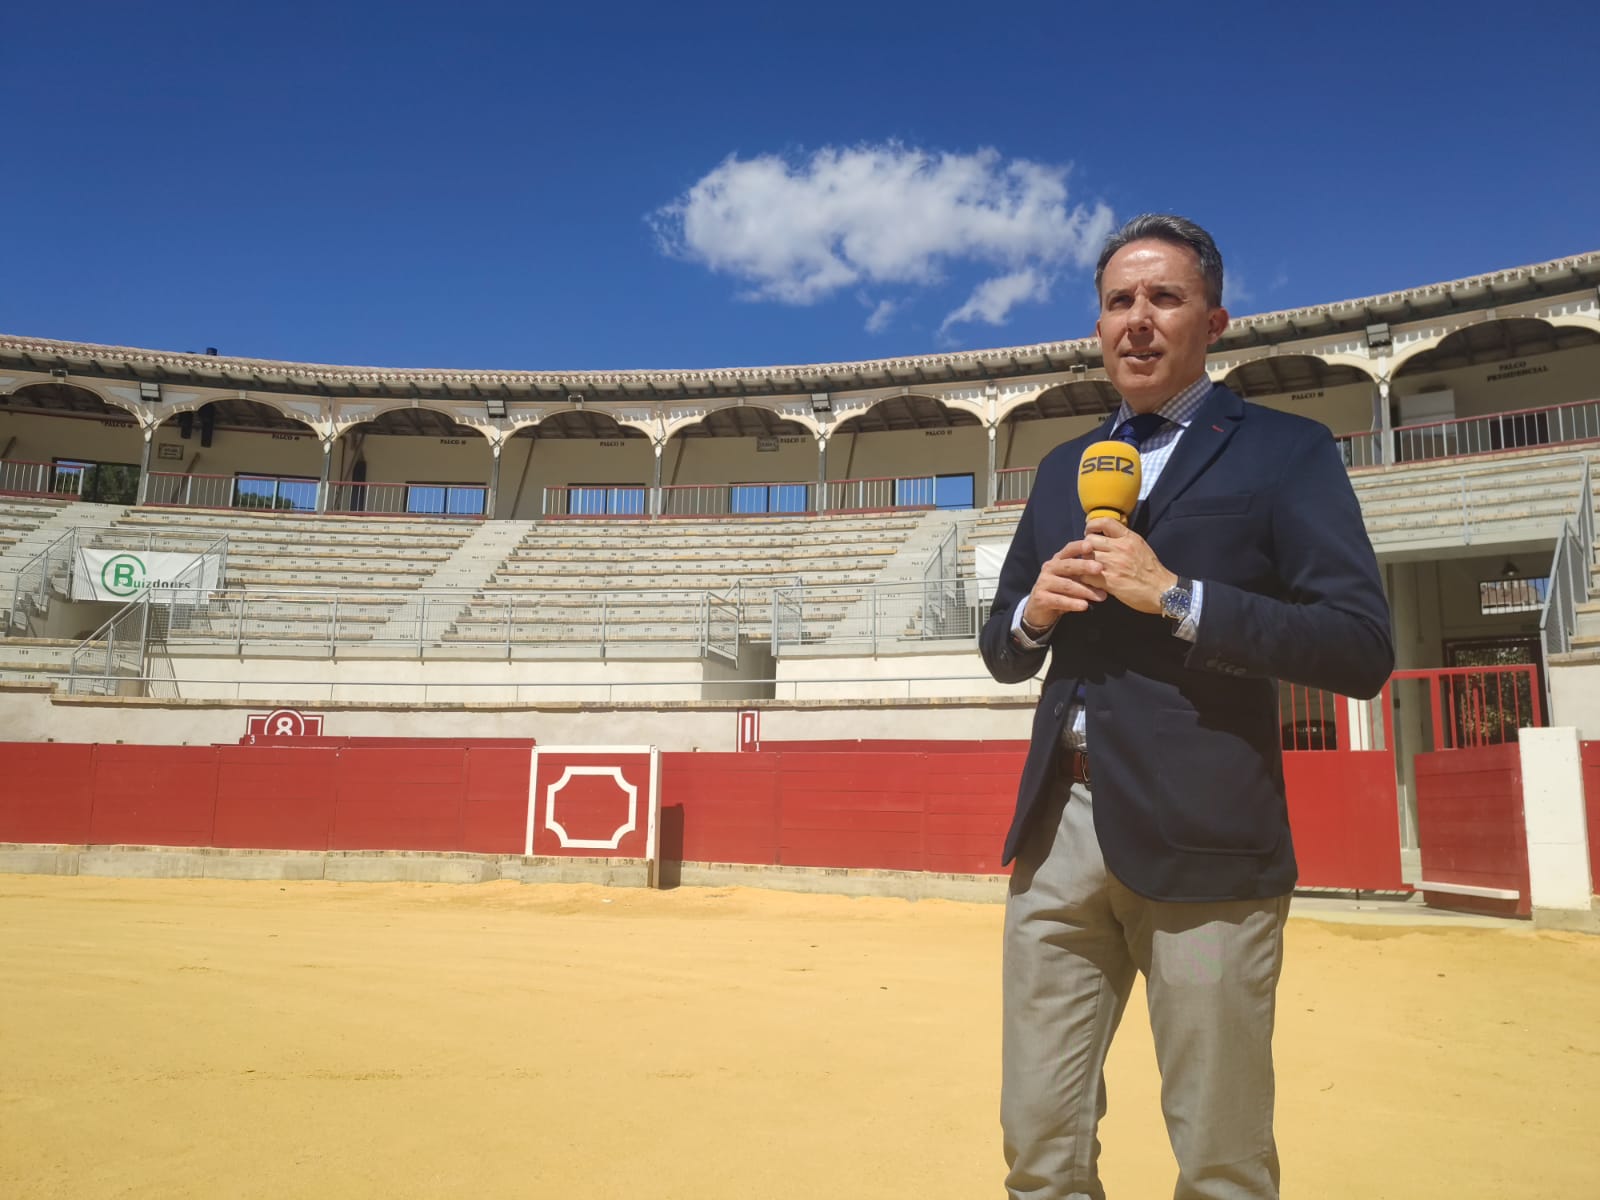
[1223,271,1253,309]
[650,143,1113,325]
[939,268,1051,333]
[864,298,898,334]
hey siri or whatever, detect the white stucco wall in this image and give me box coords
[1394,344,1600,420]
[0,686,1036,751]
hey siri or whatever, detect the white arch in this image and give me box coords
[154,393,323,437]
[500,405,653,441]
[995,378,1116,425]
[658,404,819,445]
[1218,352,1379,391]
[9,378,141,422]
[1388,314,1581,378]
[329,398,497,442]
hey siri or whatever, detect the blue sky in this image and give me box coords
[4,1,1596,372]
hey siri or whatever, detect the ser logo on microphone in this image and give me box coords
[1080,454,1136,475]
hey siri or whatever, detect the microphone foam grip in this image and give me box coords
[1078,440,1141,523]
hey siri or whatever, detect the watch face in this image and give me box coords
[1162,584,1191,620]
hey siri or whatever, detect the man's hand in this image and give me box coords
[1022,541,1109,633]
[1083,517,1177,614]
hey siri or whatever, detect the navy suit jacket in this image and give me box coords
[979,385,1393,901]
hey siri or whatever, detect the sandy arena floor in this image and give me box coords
[1,876,1596,1199]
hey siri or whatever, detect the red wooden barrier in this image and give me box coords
[660,752,780,866]
[0,739,1400,892]
[1582,741,1600,899]
[1284,750,1405,891]
[90,746,220,847]
[0,743,96,843]
[213,745,338,850]
[462,747,532,854]
[1414,745,1529,917]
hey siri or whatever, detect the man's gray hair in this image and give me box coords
[1094,214,1225,308]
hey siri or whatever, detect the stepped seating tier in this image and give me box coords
[0,496,76,551]
[962,449,1592,559]
[99,507,477,594]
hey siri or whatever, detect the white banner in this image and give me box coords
[973,541,1010,607]
[72,548,222,603]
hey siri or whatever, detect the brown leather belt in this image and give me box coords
[1056,749,1091,787]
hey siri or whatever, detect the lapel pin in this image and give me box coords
[1211,424,1224,432]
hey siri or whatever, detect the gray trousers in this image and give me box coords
[1002,781,1290,1200]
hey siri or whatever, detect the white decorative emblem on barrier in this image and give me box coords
[544,766,638,850]
[737,709,760,752]
[524,746,662,881]
[245,708,325,738]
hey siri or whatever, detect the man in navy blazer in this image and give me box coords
[980,214,1392,1200]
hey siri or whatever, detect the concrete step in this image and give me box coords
[225,570,427,588]
[502,547,897,565]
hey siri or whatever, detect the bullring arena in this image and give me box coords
[2,251,1600,1196]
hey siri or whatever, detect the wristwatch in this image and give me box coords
[1018,613,1055,642]
[1159,576,1194,623]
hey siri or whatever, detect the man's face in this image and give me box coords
[1095,238,1229,412]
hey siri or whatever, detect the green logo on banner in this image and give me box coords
[101,554,147,597]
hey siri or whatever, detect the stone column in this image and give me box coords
[487,441,503,519]
[316,438,333,514]
[815,433,829,514]
[651,440,664,517]
[135,425,154,505]
[1377,376,1393,466]
[986,422,999,507]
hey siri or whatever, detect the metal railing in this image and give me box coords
[542,475,949,520]
[1334,431,1384,470]
[41,668,1024,704]
[0,458,85,498]
[1391,398,1600,465]
[1539,458,1595,664]
[995,467,1034,505]
[541,483,650,518]
[8,526,81,635]
[145,471,319,512]
[66,590,152,695]
[65,535,229,695]
[657,481,817,517]
[99,582,747,663]
[325,480,488,517]
[823,474,935,514]
[704,587,740,660]
[921,519,972,645]
[770,576,979,653]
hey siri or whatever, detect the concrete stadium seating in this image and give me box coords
[439,511,930,651]
[0,496,74,553]
[6,446,1598,678]
[105,509,475,588]
[959,447,1594,572]
[0,637,76,686]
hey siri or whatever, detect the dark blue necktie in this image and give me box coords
[1113,411,1168,448]
[1067,411,1169,716]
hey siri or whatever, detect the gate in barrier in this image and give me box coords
[1398,664,1544,916]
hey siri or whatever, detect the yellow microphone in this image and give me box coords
[1077,440,1141,523]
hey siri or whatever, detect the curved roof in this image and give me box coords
[2,251,1596,402]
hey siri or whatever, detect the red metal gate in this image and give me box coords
[1280,682,1405,892]
[1399,664,1543,917]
